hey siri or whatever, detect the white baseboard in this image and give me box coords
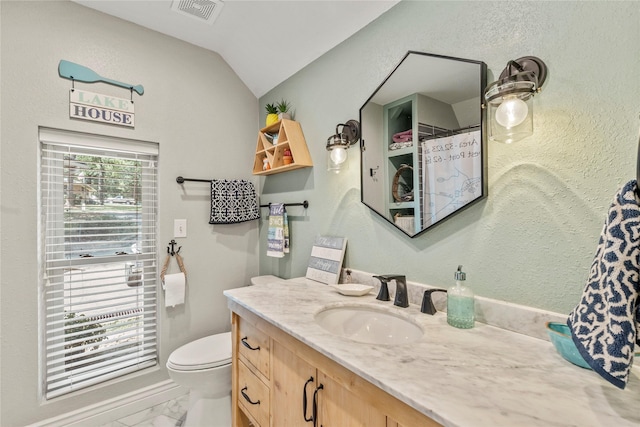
[28,380,186,427]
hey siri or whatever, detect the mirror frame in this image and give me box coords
[359,51,488,238]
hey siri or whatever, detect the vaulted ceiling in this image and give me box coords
[72,0,399,97]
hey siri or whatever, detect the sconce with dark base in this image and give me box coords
[484,56,548,144]
[326,120,361,173]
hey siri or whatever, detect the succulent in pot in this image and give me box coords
[277,99,292,120]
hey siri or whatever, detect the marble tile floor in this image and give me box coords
[99,393,189,427]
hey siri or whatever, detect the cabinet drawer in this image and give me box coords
[238,359,270,427]
[238,318,270,378]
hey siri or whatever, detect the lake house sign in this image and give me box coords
[70,89,135,128]
[58,60,144,128]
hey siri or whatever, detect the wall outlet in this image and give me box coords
[174,219,187,238]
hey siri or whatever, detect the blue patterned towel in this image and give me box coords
[568,180,640,389]
[209,179,260,224]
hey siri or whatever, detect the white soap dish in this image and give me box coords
[331,283,374,297]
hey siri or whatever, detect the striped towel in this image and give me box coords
[267,203,289,257]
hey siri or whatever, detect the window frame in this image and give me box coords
[38,128,159,399]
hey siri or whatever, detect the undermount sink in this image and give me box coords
[314,304,423,345]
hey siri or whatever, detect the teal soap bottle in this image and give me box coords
[447,265,475,329]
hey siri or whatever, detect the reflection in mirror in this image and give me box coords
[360,51,487,237]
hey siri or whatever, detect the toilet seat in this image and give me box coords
[167,332,232,371]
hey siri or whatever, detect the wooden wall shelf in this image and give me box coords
[253,119,313,175]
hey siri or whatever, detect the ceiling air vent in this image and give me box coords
[170,0,224,25]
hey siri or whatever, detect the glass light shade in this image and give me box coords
[327,145,348,173]
[495,96,529,128]
[485,80,536,144]
[488,96,533,144]
[330,146,347,164]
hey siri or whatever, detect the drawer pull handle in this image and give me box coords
[240,386,260,405]
[241,336,260,351]
[312,384,324,427]
[302,376,314,422]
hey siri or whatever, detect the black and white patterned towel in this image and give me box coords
[568,180,640,389]
[209,179,260,224]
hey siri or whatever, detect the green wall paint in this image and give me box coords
[259,1,640,315]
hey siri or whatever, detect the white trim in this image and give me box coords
[39,127,159,155]
[27,380,185,427]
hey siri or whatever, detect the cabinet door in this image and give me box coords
[272,341,317,427]
[317,371,386,427]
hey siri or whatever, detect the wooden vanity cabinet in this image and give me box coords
[231,308,442,427]
[272,340,386,427]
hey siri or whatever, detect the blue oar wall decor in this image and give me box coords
[58,60,144,96]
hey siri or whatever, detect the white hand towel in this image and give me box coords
[163,272,186,308]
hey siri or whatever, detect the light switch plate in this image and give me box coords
[174,219,187,238]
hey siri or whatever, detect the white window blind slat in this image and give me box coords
[47,320,157,352]
[45,299,157,323]
[46,329,157,362]
[40,129,158,399]
[46,291,154,312]
[46,359,158,399]
[40,127,159,155]
[46,311,157,336]
[47,345,158,380]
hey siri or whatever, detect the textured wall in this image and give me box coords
[0,1,258,425]
[259,1,640,315]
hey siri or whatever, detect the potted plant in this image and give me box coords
[277,99,292,121]
[265,103,278,127]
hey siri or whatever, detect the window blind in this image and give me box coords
[39,129,159,399]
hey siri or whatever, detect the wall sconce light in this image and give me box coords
[326,119,361,173]
[484,56,548,144]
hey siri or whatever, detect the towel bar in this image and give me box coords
[260,201,309,209]
[176,176,309,209]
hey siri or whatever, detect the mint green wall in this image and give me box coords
[1,1,639,424]
[1,1,258,425]
[259,1,640,315]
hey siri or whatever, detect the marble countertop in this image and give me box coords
[224,279,640,427]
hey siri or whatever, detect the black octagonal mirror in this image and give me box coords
[360,51,487,237]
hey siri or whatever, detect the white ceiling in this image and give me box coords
[72,0,399,98]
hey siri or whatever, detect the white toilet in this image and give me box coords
[166,276,282,427]
[167,332,232,427]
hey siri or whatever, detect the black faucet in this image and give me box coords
[421,289,447,315]
[373,274,408,307]
[372,275,391,301]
